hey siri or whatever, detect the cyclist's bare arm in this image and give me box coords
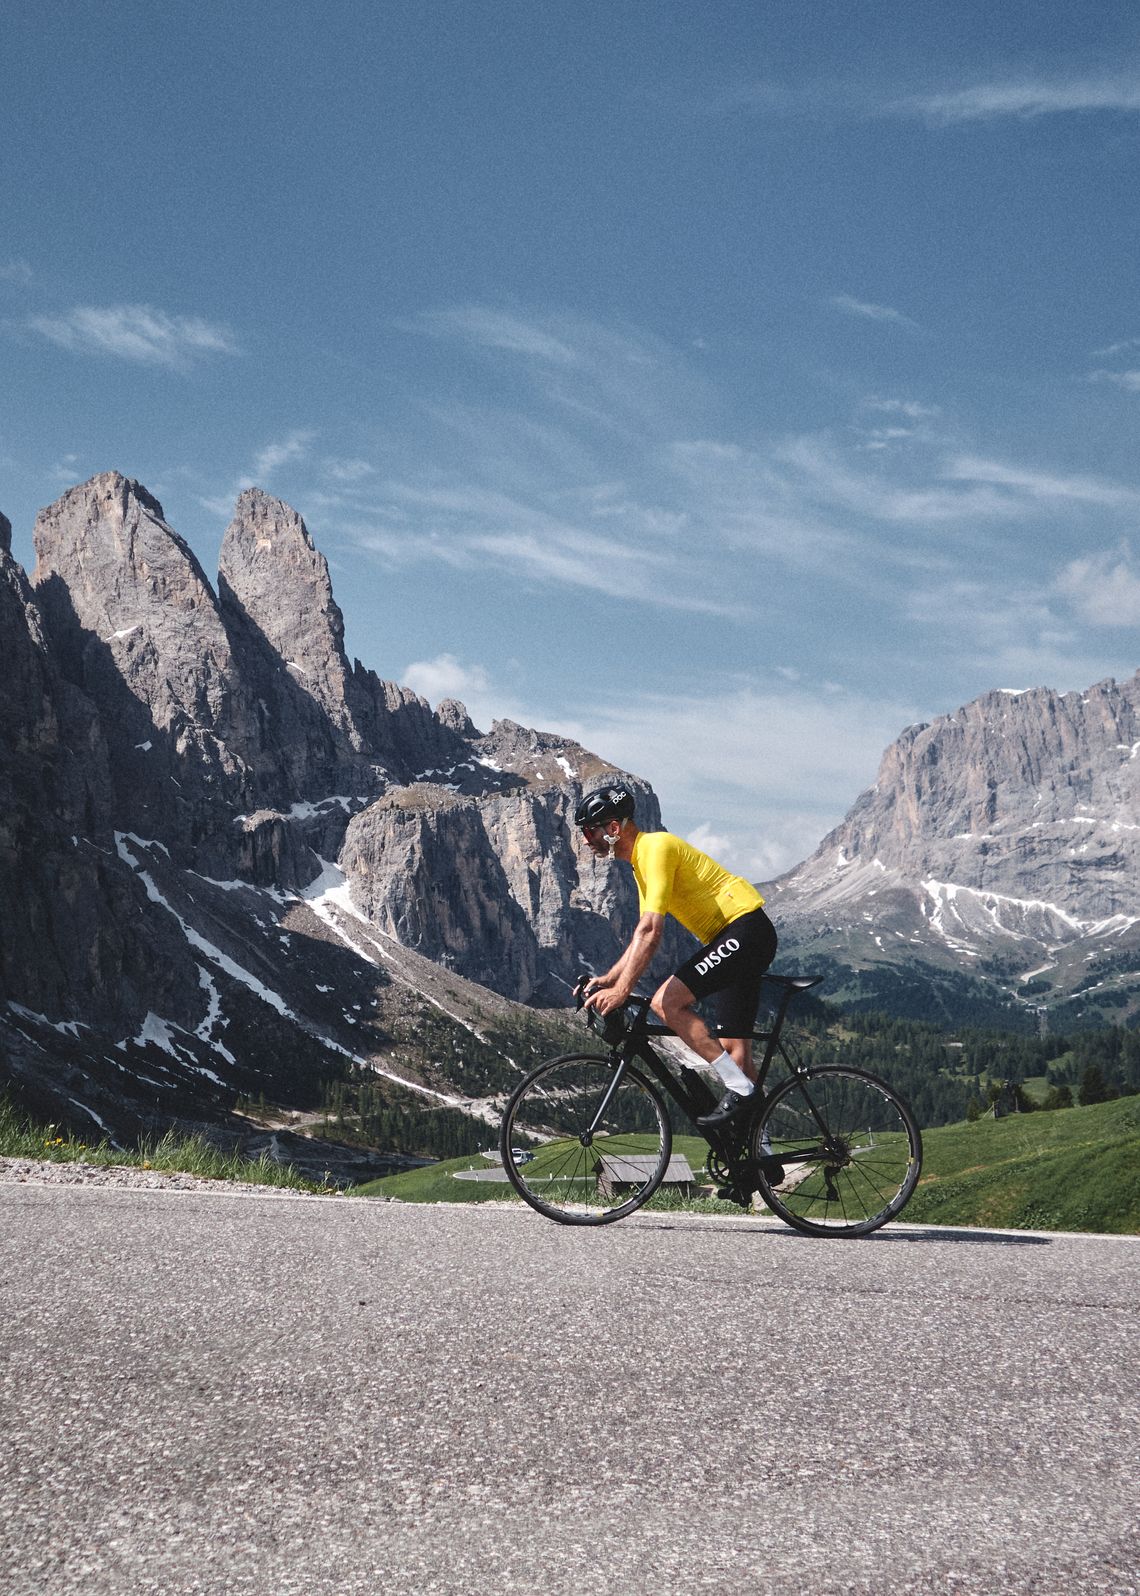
[585,912,664,1014]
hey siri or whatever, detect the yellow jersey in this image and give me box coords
[630,830,764,946]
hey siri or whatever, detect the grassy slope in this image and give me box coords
[356,1100,1140,1235]
[903,1096,1140,1234]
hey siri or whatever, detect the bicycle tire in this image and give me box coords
[751,1065,922,1237]
[499,1052,672,1226]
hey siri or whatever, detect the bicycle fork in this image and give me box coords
[581,1053,631,1142]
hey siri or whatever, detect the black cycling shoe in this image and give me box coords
[696,1089,756,1129]
[716,1185,751,1208]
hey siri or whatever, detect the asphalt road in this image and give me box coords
[1,1186,1137,1596]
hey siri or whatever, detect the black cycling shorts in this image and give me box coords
[672,906,778,1038]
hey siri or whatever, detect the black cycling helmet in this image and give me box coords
[574,783,635,828]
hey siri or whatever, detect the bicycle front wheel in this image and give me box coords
[500,1053,672,1225]
[751,1066,922,1237]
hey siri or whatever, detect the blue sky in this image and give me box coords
[3,0,1139,876]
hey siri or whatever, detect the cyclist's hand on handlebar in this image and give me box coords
[585,982,631,1017]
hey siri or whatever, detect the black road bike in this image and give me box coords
[499,974,922,1237]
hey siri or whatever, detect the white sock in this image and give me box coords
[709,1050,755,1096]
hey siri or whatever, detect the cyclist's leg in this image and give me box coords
[651,973,729,1068]
[654,908,776,1077]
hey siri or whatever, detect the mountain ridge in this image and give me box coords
[0,471,669,1168]
[764,674,1140,1028]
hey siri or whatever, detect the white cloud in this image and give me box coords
[903,75,1140,124]
[402,652,492,706]
[244,431,315,484]
[27,304,239,368]
[830,295,921,333]
[1056,545,1140,626]
[1,259,33,285]
[685,822,733,859]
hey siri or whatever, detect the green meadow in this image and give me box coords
[356,1097,1140,1236]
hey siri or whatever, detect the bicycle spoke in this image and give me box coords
[501,1053,672,1225]
[753,1066,921,1237]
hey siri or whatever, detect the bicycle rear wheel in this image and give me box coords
[500,1053,672,1226]
[751,1066,922,1237]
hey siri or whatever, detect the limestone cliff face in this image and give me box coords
[217,487,502,801]
[786,679,1140,917]
[31,473,262,849]
[768,675,1140,1023]
[0,535,141,1022]
[219,489,359,741]
[340,778,663,1003]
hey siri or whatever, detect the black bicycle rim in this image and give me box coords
[751,1066,922,1237]
[499,1052,672,1225]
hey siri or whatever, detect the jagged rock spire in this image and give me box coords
[31,472,237,725]
[219,488,359,738]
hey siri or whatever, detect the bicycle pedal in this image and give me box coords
[716,1185,751,1209]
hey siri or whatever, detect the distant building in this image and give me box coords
[594,1153,695,1198]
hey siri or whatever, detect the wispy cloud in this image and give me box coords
[27,304,240,369]
[945,455,1140,510]
[771,435,1023,527]
[408,305,716,441]
[1089,367,1140,393]
[322,457,375,483]
[198,431,317,518]
[0,259,34,285]
[244,431,316,485]
[862,397,941,420]
[830,295,922,333]
[1091,337,1140,360]
[1056,544,1140,626]
[900,74,1140,124]
[347,477,743,618]
[270,306,1139,712]
[412,306,580,366]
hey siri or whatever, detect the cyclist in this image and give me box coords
[575,783,777,1129]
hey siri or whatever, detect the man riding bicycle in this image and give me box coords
[575,783,778,1129]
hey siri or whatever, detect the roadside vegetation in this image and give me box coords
[902,1095,1140,1234]
[355,1098,1140,1235]
[0,1097,336,1193]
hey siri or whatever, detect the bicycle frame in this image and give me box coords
[587,975,820,1173]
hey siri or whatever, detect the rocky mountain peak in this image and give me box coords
[218,487,375,753]
[0,511,11,556]
[29,472,256,843]
[32,472,217,633]
[770,670,1140,1025]
[436,698,479,737]
[219,488,348,674]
